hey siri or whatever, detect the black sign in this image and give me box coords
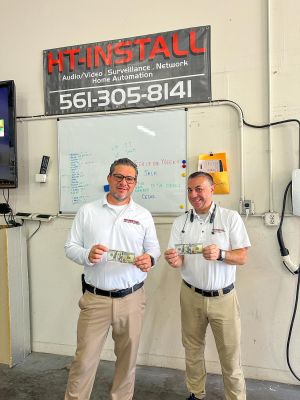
[43,26,211,115]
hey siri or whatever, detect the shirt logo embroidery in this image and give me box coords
[124,218,140,225]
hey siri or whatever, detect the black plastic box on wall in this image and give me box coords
[0,80,17,189]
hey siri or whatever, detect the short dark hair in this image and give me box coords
[109,158,138,177]
[188,171,214,185]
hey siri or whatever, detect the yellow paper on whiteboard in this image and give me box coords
[198,153,229,194]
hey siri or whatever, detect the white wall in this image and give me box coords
[1,0,300,385]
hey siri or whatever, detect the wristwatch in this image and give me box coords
[217,249,226,262]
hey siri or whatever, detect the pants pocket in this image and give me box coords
[78,293,88,310]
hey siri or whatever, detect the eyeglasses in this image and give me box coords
[112,173,137,184]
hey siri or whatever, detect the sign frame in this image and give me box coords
[43,26,211,115]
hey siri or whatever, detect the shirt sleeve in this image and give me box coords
[64,207,94,267]
[167,216,183,249]
[142,212,161,264]
[229,211,251,250]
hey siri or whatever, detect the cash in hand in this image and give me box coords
[175,243,203,255]
[107,249,135,263]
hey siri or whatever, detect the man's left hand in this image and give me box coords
[202,244,220,260]
[134,254,152,272]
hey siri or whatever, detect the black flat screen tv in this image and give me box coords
[0,80,17,188]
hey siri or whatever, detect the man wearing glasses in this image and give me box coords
[64,158,160,400]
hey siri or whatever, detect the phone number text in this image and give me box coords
[58,80,192,110]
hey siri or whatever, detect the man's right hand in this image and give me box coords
[88,244,109,264]
[164,248,183,268]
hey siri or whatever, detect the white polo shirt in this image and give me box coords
[65,195,161,290]
[168,202,251,290]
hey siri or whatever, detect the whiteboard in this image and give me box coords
[58,109,187,214]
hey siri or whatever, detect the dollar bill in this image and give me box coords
[107,249,135,263]
[175,243,203,255]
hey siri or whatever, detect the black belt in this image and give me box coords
[183,280,234,297]
[85,281,144,298]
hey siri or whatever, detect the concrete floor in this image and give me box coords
[0,352,299,400]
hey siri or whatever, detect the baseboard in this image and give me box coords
[32,342,299,386]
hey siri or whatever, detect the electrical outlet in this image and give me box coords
[15,212,33,220]
[31,213,55,222]
[239,200,255,215]
[264,212,280,226]
[15,212,55,222]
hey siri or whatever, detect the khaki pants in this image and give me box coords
[180,282,246,400]
[65,286,146,400]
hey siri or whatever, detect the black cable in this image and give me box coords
[2,189,9,204]
[27,221,41,241]
[243,102,300,379]
[276,181,299,274]
[211,99,300,168]
[277,181,292,265]
[181,211,190,233]
[286,272,300,381]
[1,189,11,227]
[1,188,21,227]
[3,213,9,225]
[243,119,300,169]
[276,180,300,380]
[8,211,20,227]
[14,99,300,167]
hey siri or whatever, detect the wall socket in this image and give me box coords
[264,212,280,226]
[15,212,55,222]
[239,200,255,215]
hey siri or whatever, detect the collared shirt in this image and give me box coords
[168,202,251,290]
[65,195,161,290]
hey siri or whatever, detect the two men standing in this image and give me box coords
[64,161,250,400]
